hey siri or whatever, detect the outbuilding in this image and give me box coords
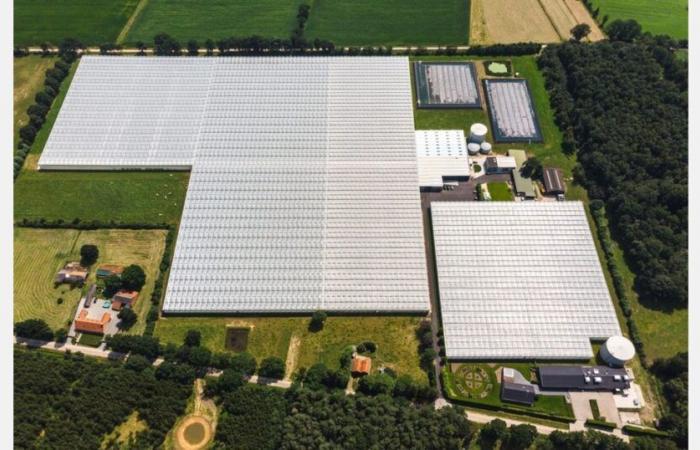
[351,355,372,376]
[484,156,517,174]
[538,366,630,392]
[501,382,536,405]
[600,335,636,367]
[112,290,139,311]
[543,167,565,195]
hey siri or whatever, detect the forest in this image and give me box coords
[538,35,688,310]
[14,349,191,449]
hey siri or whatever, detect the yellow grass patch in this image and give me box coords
[13,56,56,147]
[14,228,166,332]
[101,411,148,449]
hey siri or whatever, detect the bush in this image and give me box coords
[258,357,285,379]
[19,124,37,144]
[230,352,257,376]
[79,244,99,266]
[54,328,68,343]
[117,308,138,330]
[125,354,152,372]
[586,419,617,430]
[35,90,54,107]
[309,310,327,331]
[121,264,146,291]
[105,335,161,359]
[15,319,54,341]
[184,329,201,347]
[356,341,377,353]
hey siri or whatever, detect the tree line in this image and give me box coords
[538,32,687,310]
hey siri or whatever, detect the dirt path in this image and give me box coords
[116,0,150,44]
[284,335,301,381]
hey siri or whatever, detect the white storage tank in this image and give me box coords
[467,142,481,155]
[600,335,636,367]
[479,142,492,154]
[469,123,488,144]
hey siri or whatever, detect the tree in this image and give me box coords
[230,352,257,376]
[480,419,508,447]
[19,124,37,144]
[309,310,327,331]
[58,38,83,62]
[35,90,53,107]
[184,329,201,347]
[258,357,285,379]
[187,346,212,369]
[117,307,138,330]
[79,244,99,266]
[303,363,330,390]
[187,40,199,56]
[571,23,592,42]
[606,19,642,42]
[503,424,537,450]
[125,354,151,372]
[212,369,245,394]
[103,274,123,298]
[204,39,215,56]
[357,373,395,395]
[520,157,543,180]
[54,328,68,343]
[356,341,377,353]
[15,319,54,341]
[121,265,146,291]
[154,33,182,56]
[105,335,161,359]
[393,374,418,399]
[155,361,196,385]
[135,41,147,55]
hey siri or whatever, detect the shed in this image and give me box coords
[508,149,536,199]
[96,264,124,278]
[112,290,139,310]
[351,355,372,375]
[501,381,536,405]
[83,284,97,308]
[543,167,565,195]
[484,156,517,174]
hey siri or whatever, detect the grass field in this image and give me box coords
[14,171,190,225]
[305,0,469,46]
[589,0,687,38]
[14,228,167,333]
[14,0,138,45]
[413,56,572,175]
[125,0,300,44]
[155,315,426,382]
[486,182,514,201]
[13,56,56,152]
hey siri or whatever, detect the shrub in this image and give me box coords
[309,310,327,331]
[258,357,285,379]
[357,373,395,395]
[125,354,152,372]
[79,244,99,266]
[230,352,257,376]
[121,264,146,291]
[356,341,377,353]
[184,329,201,347]
[117,308,138,330]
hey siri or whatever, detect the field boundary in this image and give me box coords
[116,0,150,44]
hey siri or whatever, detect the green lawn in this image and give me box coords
[412,57,572,174]
[13,56,56,152]
[305,0,469,46]
[486,182,514,201]
[78,332,104,347]
[589,0,687,38]
[14,0,139,45]
[155,315,426,382]
[125,0,300,44]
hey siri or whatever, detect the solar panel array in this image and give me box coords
[39,56,430,314]
[484,79,543,142]
[431,202,621,359]
[414,62,481,108]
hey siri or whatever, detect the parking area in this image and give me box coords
[569,392,622,426]
[68,295,121,338]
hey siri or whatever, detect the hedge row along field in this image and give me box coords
[12,56,56,151]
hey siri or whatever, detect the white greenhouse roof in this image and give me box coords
[431,201,621,360]
[415,130,469,187]
[40,56,430,314]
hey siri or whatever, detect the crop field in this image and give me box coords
[13,56,56,151]
[125,0,300,44]
[14,0,138,45]
[305,0,469,46]
[470,0,602,44]
[14,228,166,333]
[589,0,687,38]
[155,316,426,382]
[14,171,189,225]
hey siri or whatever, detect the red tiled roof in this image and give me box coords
[74,310,110,334]
[351,355,372,374]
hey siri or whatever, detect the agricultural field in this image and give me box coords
[155,315,426,382]
[125,0,300,44]
[14,228,167,334]
[13,56,56,151]
[470,0,603,44]
[589,0,687,38]
[305,0,469,46]
[14,0,138,45]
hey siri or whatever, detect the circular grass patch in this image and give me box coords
[453,365,494,399]
[184,422,205,445]
[176,416,212,450]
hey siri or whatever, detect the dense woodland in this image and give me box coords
[539,35,688,310]
[651,353,688,447]
[14,349,191,449]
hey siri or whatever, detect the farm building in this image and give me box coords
[538,366,631,392]
[74,310,111,335]
[37,56,430,314]
[83,284,97,308]
[501,382,536,405]
[543,167,565,195]
[484,156,517,174]
[54,262,88,284]
[351,355,372,375]
[96,265,124,278]
[507,150,536,199]
[112,290,139,311]
[431,202,621,360]
[600,335,636,367]
[415,130,470,190]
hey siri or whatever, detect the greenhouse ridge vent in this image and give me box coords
[38,56,431,314]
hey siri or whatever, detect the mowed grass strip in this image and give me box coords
[14,171,190,225]
[305,0,469,46]
[125,0,300,44]
[13,56,56,151]
[589,0,687,38]
[14,228,167,334]
[155,316,426,382]
[14,0,139,45]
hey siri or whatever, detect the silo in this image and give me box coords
[469,123,488,144]
[467,143,481,155]
[479,142,492,154]
[600,335,635,367]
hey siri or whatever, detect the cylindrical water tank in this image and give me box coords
[479,142,492,154]
[469,123,488,144]
[600,336,636,367]
[467,143,481,155]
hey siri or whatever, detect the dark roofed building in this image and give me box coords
[543,167,565,195]
[501,381,536,405]
[538,366,630,392]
